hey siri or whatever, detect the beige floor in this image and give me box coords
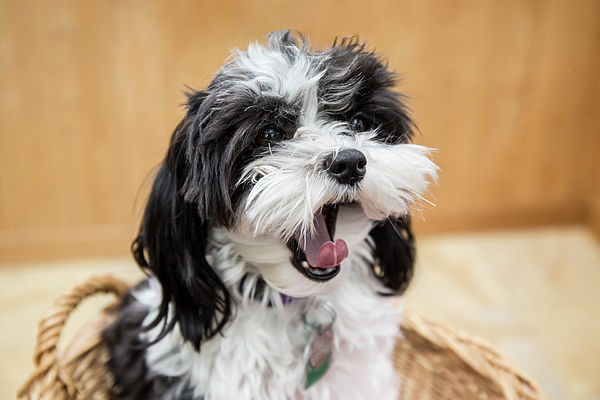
[2,225,599,400]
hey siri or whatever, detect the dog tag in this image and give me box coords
[304,329,333,388]
[302,301,336,389]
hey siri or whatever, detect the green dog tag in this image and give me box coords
[304,329,333,388]
[302,301,336,389]
[305,351,331,388]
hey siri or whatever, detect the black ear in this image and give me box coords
[368,216,415,295]
[132,108,232,351]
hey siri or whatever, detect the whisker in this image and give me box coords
[407,189,436,208]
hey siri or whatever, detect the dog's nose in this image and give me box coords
[325,149,367,185]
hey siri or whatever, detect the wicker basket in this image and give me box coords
[18,275,548,400]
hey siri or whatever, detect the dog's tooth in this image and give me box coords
[301,261,310,269]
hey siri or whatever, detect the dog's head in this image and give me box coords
[133,31,437,349]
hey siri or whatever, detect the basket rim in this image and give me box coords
[18,274,549,400]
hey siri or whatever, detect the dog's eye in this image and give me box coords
[255,127,285,148]
[349,116,369,132]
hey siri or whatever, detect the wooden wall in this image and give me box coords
[1,0,599,262]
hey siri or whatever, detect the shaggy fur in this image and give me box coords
[103,30,438,400]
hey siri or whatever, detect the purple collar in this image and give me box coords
[280,293,303,305]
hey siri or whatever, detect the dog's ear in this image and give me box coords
[132,93,232,351]
[368,216,415,295]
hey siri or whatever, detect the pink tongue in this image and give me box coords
[295,212,349,269]
[316,239,349,268]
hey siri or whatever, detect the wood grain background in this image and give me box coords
[1,0,599,262]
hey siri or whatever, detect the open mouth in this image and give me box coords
[288,204,349,282]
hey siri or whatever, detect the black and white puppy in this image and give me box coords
[104,30,438,400]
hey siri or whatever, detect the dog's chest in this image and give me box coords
[140,280,402,400]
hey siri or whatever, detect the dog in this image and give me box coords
[103,30,438,400]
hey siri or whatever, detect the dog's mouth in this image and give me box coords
[288,204,349,282]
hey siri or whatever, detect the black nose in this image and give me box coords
[326,149,367,185]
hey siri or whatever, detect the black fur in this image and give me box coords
[368,217,415,294]
[103,282,198,399]
[319,36,415,144]
[132,115,233,350]
[102,282,156,398]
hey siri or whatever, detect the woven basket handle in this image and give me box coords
[18,275,130,400]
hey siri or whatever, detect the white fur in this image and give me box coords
[136,235,403,400]
[237,128,437,242]
[228,38,325,106]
